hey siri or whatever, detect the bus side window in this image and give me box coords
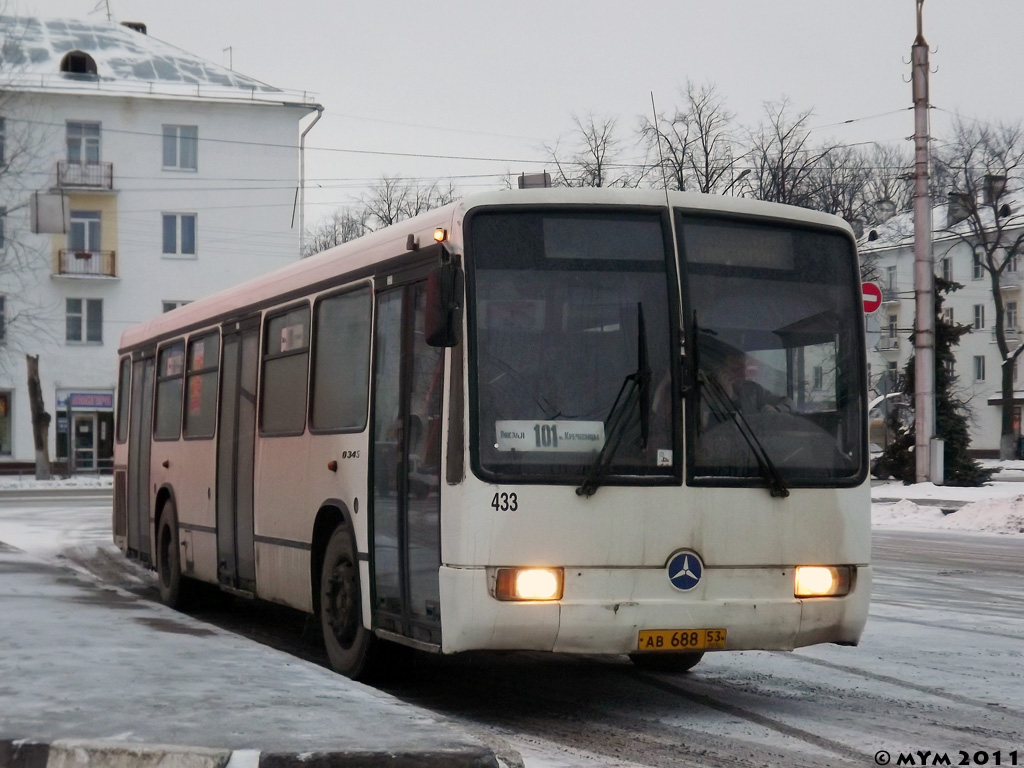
[310,287,372,432]
[183,332,220,439]
[261,304,311,436]
[154,341,185,440]
[116,356,131,444]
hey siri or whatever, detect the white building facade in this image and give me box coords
[861,191,1024,457]
[0,17,320,472]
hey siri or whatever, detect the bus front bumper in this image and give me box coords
[438,564,871,655]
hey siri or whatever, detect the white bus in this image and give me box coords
[114,188,870,679]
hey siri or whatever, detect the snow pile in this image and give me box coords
[0,474,113,490]
[873,496,1024,535]
[940,495,1024,534]
[872,499,946,528]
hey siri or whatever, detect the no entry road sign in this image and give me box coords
[863,282,883,314]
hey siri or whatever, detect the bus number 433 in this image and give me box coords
[491,492,518,512]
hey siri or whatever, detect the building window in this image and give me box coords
[941,257,952,282]
[162,300,191,313]
[974,355,986,382]
[0,391,10,455]
[886,265,897,290]
[162,213,197,257]
[66,122,100,164]
[0,295,5,343]
[812,365,824,391]
[973,252,985,279]
[886,361,899,388]
[1007,252,1018,273]
[941,307,954,325]
[69,211,101,255]
[974,304,985,330]
[66,298,102,343]
[1007,301,1018,332]
[162,125,198,171]
[60,51,98,75]
[945,358,955,379]
[887,313,898,338]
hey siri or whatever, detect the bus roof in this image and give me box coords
[118,188,853,354]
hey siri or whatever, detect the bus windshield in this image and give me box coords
[467,210,677,483]
[680,214,864,486]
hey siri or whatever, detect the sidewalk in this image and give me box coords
[0,540,500,768]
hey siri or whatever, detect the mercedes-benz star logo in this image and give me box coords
[667,550,704,591]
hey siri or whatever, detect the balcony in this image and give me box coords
[57,160,114,189]
[876,335,901,352]
[992,327,1021,342]
[998,271,1021,291]
[56,250,117,278]
[882,286,901,304]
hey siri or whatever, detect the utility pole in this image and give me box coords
[912,0,938,483]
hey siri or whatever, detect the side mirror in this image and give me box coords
[425,260,463,348]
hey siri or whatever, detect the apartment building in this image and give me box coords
[0,16,320,472]
[861,185,1024,456]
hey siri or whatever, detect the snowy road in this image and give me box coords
[1,492,1022,767]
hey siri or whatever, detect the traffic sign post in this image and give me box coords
[862,282,883,314]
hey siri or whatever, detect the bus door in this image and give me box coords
[372,277,444,646]
[127,353,155,562]
[216,318,259,593]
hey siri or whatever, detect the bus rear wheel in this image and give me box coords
[628,651,705,673]
[320,526,375,679]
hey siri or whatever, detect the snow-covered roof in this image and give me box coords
[0,16,318,108]
[859,187,1024,253]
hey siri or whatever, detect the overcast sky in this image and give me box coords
[20,0,1024,224]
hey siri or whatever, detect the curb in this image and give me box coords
[0,740,501,768]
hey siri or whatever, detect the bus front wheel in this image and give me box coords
[628,651,705,673]
[156,500,193,608]
[320,526,375,679]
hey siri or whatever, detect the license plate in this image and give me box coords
[636,628,727,652]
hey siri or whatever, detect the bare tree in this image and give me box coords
[862,143,914,221]
[747,98,834,208]
[360,174,410,230]
[807,144,872,231]
[304,176,459,257]
[303,207,369,257]
[546,113,648,189]
[642,81,742,194]
[934,116,1024,459]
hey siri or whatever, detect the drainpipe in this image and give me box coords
[299,106,324,259]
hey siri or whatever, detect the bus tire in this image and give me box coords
[320,525,375,679]
[155,500,193,609]
[628,651,705,673]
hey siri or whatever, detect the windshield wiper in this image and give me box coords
[699,369,790,498]
[576,303,651,498]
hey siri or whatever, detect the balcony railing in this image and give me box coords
[992,327,1020,341]
[57,160,114,189]
[999,271,1021,290]
[882,286,901,303]
[56,250,117,278]
[876,335,901,352]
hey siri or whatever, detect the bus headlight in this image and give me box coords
[494,567,563,601]
[794,566,852,598]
